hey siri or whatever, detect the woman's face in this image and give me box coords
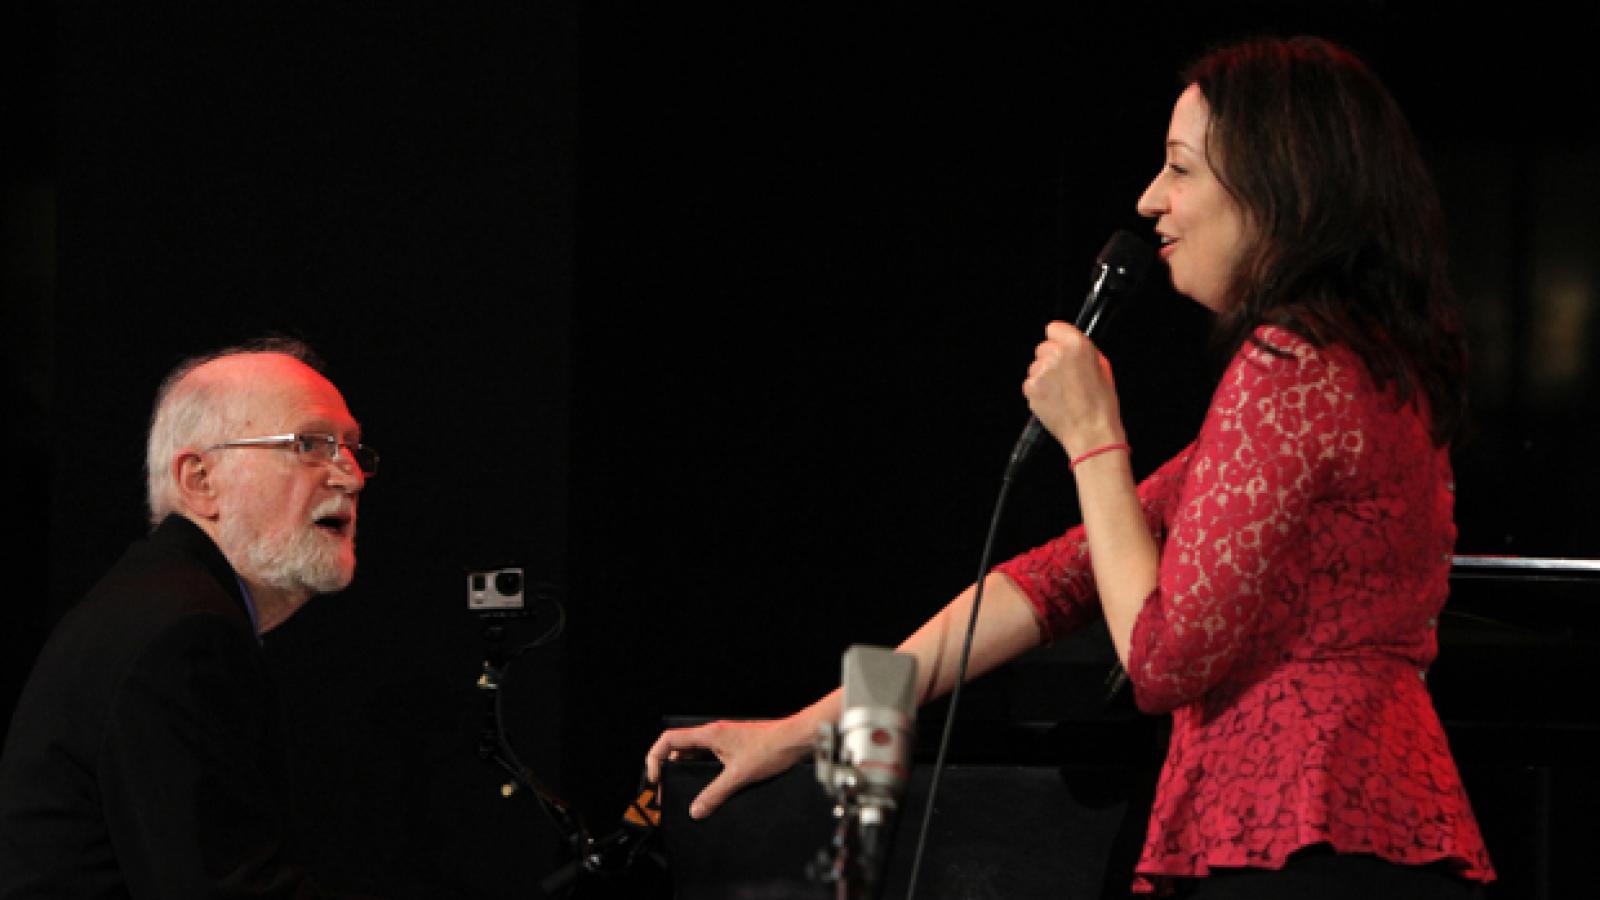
[1137,84,1251,313]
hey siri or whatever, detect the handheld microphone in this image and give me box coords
[1008,230,1155,468]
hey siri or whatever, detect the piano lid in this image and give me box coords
[1451,554,1600,582]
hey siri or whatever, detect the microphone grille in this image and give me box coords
[1096,229,1155,291]
[841,645,918,716]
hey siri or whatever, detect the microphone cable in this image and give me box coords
[901,447,1025,900]
[902,231,1150,899]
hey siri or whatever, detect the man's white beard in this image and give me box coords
[219,500,356,597]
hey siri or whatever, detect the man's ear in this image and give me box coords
[175,451,221,519]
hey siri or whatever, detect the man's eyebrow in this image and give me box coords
[296,419,361,440]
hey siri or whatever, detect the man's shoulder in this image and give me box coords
[81,550,220,618]
[42,522,252,679]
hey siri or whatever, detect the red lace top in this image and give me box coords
[996,325,1494,891]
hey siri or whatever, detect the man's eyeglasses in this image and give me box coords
[205,433,379,476]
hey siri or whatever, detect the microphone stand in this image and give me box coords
[812,724,895,900]
[475,636,590,870]
[534,775,666,897]
[475,614,603,897]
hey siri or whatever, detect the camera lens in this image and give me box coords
[495,571,523,596]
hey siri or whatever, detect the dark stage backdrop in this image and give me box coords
[6,2,1598,898]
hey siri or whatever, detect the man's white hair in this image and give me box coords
[144,337,321,527]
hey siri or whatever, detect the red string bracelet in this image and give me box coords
[1069,441,1130,470]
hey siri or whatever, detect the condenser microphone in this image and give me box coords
[1008,229,1155,468]
[838,644,918,805]
[813,645,917,898]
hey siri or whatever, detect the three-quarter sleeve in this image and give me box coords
[1126,332,1356,713]
[995,444,1196,641]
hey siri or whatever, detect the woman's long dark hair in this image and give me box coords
[1187,36,1466,446]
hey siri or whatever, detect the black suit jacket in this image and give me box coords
[0,515,346,898]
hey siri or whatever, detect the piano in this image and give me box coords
[657,556,1600,899]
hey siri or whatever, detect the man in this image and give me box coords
[0,339,379,897]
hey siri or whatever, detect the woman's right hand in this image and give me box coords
[644,712,820,819]
[642,575,1045,821]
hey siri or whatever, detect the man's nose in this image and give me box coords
[327,451,366,492]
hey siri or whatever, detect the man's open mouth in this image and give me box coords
[313,510,354,537]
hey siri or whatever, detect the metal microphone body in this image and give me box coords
[837,646,916,805]
[814,645,918,899]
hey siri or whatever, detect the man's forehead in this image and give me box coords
[197,353,357,428]
[192,351,315,382]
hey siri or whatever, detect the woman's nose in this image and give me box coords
[1136,174,1165,219]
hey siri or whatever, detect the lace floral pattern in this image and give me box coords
[996,325,1493,890]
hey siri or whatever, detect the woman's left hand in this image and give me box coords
[1023,321,1126,457]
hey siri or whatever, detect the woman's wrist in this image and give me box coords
[1070,441,1131,470]
[1061,423,1127,462]
[780,692,841,761]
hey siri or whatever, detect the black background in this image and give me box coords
[5,1,1599,897]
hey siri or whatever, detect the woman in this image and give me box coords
[648,36,1493,897]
